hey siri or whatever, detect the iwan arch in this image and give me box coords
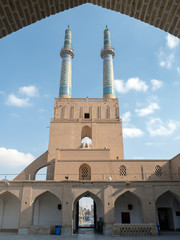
[0,0,180,39]
[0,23,180,236]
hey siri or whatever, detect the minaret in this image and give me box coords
[59,26,74,98]
[101,26,115,98]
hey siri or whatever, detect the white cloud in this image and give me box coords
[135,103,160,117]
[123,127,144,138]
[151,79,163,91]
[147,118,176,136]
[18,85,38,97]
[6,94,30,107]
[6,85,38,107]
[166,34,179,49]
[122,112,131,127]
[0,147,34,167]
[159,50,174,69]
[177,67,180,75]
[114,77,148,94]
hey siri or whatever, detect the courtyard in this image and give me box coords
[0,229,180,240]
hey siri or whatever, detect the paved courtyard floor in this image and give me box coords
[0,229,180,240]
[0,234,180,240]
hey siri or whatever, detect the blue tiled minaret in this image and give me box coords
[59,26,74,98]
[101,26,115,98]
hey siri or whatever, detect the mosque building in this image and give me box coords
[0,27,180,236]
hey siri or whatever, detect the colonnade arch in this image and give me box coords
[32,191,62,227]
[0,191,20,230]
[0,1,180,39]
[72,191,103,233]
[114,191,143,224]
[156,191,180,231]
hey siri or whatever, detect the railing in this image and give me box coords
[0,173,179,181]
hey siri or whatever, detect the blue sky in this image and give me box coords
[0,3,180,179]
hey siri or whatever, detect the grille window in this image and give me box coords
[119,165,127,176]
[79,164,91,180]
[155,165,162,176]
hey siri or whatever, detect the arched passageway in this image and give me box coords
[0,192,20,230]
[33,191,61,227]
[114,191,142,224]
[156,191,180,231]
[73,191,103,233]
[35,166,47,180]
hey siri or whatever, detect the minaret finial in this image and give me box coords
[101,27,115,99]
[59,28,74,98]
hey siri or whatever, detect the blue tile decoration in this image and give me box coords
[59,27,73,97]
[101,27,115,97]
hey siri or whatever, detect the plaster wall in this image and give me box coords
[54,159,171,181]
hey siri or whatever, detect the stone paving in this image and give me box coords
[0,229,180,240]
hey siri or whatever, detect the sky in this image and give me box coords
[0,3,180,180]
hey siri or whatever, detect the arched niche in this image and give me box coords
[73,191,103,233]
[156,191,180,231]
[114,191,142,224]
[81,126,92,140]
[33,191,61,227]
[0,191,20,229]
[79,164,91,180]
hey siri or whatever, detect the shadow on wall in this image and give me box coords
[0,191,20,230]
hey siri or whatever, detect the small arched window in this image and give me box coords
[119,165,127,176]
[79,164,91,180]
[155,165,162,176]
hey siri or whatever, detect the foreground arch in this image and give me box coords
[73,191,103,233]
[0,191,20,230]
[33,191,62,227]
[0,0,180,39]
[156,191,180,231]
[114,191,143,224]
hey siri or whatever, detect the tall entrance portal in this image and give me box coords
[73,192,103,233]
[77,197,95,229]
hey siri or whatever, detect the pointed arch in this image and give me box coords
[33,191,61,227]
[155,190,180,203]
[73,191,103,233]
[81,126,92,139]
[79,163,91,180]
[156,190,180,231]
[0,191,20,229]
[114,191,142,224]
[114,190,143,205]
[0,190,20,201]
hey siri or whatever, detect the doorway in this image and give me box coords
[121,212,130,223]
[73,192,103,234]
[76,197,96,230]
[158,208,173,230]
